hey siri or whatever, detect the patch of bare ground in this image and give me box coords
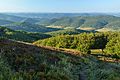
[79,27,96,31]
[96,28,114,32]
[46,25,64,28]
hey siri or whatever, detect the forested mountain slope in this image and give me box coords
[0,26,51,42]
[0,19,13,25]
[1,13,120,31]
[46,28,93,36]
[36,15,120,31]
[7,13,108,18]
[0,13,25,22]
[3,22,61,32]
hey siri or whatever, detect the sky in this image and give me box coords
[0,0,120,13]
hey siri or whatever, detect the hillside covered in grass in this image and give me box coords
[0,39,120,80]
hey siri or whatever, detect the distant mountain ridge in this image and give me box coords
[0,19,13,25]
[0,13,120,32]
[35,15,120,31]
[3,22,61,32]
[0,13,25,22]
[6,13,109,18]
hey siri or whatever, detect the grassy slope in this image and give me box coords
[0,39,120,80]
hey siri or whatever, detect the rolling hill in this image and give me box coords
[22,18,40,24]
[3,22,61,32]
[7,13,109,18]
[1,13,120,32]
[0,26,51,42]
[0,19,13,25]
[105,21,120,30]
[0,38,120,80]
[0,13,25,22]
[46,28,93,36]
[36,15,120,31]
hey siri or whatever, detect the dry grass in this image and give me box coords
[46,25,64,28]
[91,49,103,54]
[99,57,120,62]
[79,27,96,30]
[38,45,82,56]
[96,28,114,32]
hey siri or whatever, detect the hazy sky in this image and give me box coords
[0,0,120,13]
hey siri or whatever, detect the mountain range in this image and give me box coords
[0,13,120,33]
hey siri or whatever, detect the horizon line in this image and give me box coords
[0,12,120,14]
